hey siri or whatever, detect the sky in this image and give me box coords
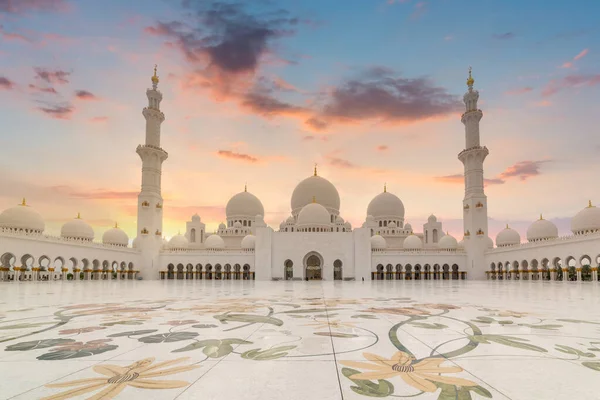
[1,0,599,242]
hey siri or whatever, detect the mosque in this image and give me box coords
[1,68,599,283]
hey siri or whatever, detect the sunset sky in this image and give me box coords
[1,0,599,242]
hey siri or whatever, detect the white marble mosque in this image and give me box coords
[1,68,600,283]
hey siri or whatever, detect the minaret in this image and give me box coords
[136,65,168,244]
[458,67,489,279]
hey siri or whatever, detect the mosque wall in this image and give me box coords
[0,232,141,273]
[269,231,358,280]
[485,233,600,272]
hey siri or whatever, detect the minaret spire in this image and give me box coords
[314,163,318,176]
[137,64,168,242]
[458,67,489,280]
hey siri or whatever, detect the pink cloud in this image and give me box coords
[216,150,259,163]
[28,84,58,94]
[75,90,99,101]
[89,116,108,123]
[0,0,68,13]
[543,74,600,97]
[574,48,589,60]
[0,76,15,90]
[504,87,533,95]
[376,145,389,151]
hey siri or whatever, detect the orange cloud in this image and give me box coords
[216,150,259,163]
[89,116,109,123]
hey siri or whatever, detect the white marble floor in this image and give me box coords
[1,280,600,399]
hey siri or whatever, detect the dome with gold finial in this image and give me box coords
[61,213,94,241]
[297,200,331,229]
[571,200,600,235]
[527,214,558,242]
[291,165,340,217]
[0,198,45,233]
[226,187,264,220]
[367,185,405,223]
[102,222,129,247]
[496,224,521,247]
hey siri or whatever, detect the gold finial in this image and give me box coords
[466,66,474,88]
[76,212,81,219]
[20,198,26,206]
[151,64,159,85]
[312,196,316,203]
[588,200,593,208]
[384,183,387,193]
[539,213,543,220]
[244,182,247,192]
[114,222,118,228]
[314,163,318,176]
[506,223,509,229]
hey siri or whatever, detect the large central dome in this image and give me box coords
[291,170,340,216]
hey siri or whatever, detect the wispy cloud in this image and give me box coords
[89,116,108,123]
[75,90,99,100]
[48,185,138,199]
[216,150,259,163]
[436,160,551,186]
[36,102,74,119]
[0,0,68,14]
[492,32,515,40]
[0,76,15,90]
[504,87,533,96]
[560,48,589,69]
[326,155,358,169]
[34,67,71,85]
[542,74,600,96]
[376,145,389,152]
[28,84,58,94]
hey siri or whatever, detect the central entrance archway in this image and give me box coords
[304,252,323,281]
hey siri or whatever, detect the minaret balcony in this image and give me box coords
[458,146,489,161]
[136,144,168,159]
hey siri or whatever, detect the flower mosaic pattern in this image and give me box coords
[1,283,600,399]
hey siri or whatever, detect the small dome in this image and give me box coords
[344,221,351,229]
[438,233,457,249]
[297,202,331,227]
[205,234,225,249]
[389,221,397,228]
[61,214,94,240]
[218,222,226,230]
[486,236,494,249]
[233,221,242,228]
[162,237,169,250]
[241,234,256,249]
[291,174,340,216]
[102,224,129,247]
[366,214,375,223]
[132,236,140,248]
[403,234,423,250]
[0,199,45,233]
[496,225,521,247]
[286,216,295,224]
[370,234,387,249]
[367,190,405,220]
[191,214,201,222]
[226,190,265,219]
[405,223,412,232]
[169,233,188,250]
[254,214,267,228]
[571,201,600,234]
[458,239,465,249]
[428,214,437,223]
[527,215,558,242]
[335,216,345,225]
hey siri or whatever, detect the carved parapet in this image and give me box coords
[141,228,149,235]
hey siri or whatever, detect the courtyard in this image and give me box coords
[0,280,599,399]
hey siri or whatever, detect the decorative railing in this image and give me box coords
[0,228,138,252]
[372,248,466,255]
[161,248,255,255]
[487,231,600,253]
